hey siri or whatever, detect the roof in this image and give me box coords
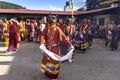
[0,9,72,15]
[0,6,118,15]
[76,6,118,15]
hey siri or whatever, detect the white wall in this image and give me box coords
[94,15,110,25]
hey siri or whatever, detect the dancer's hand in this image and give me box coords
[39,44,46,53]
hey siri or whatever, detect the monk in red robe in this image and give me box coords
[7,19,19,52]
[40,15,74,80]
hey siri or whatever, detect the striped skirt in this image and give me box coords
[40,62,60,79]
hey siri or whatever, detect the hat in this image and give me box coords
[10,18,19,25]
[65,18,71,25]
[41,16,47,24]
[48,15,57,23]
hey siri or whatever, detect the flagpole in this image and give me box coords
[71,0,74,22]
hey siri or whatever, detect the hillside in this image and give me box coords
[0,1,25,9]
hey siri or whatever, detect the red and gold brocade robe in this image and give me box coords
[40,26,70,79]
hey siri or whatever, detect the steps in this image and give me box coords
[0,42,5,47]
[0,42,7,53]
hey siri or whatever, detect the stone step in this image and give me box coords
[0,47,8,53]
[0,42,5,47]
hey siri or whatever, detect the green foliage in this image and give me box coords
[0,1,24,9]
[86,0,100,11]
[77,7,86,11]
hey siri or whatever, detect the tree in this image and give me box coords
[0,1,24,9]
[86,0,101,11]
[77,7,86,11]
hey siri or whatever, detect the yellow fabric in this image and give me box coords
[40,68,45,73]
[40,67,59,74]
[21,33,24,37]
[100,0,118,5]
[41,63,60,69]
[4,23,9,33]
[20,21,25,29]
[4,37,9,47]
[4,33,9,47]
[81,43,88,49]
[49,23,56,29]
[40,63,60,74]
[66,26,73,35]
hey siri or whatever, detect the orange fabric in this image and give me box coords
[82,24,88,34]
[66,26,73,35]
[49,23,56,29]
[105,24,110,38]
[57,23,63,29]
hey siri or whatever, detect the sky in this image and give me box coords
[0,0,86,11]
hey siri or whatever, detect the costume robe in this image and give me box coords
[40,26,70,79]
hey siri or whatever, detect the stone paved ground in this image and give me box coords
[0,39,120,80]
